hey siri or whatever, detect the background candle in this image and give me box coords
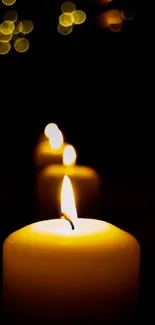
[34,123,65,169]
[3,177,140,324]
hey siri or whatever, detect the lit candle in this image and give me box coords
[36,145,102,220]
[34,123,65,169]
[3,176,140,324]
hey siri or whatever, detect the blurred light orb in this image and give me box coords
[61,2,76,13]
[57,23,73,35]
[13,21,23,34]
[121,9,135,21]
[49,130,64,150]
[63,145,77,166]
[96,0,112,5]
[0,21,14,35]
[14,38,29,53]
[3,10,18,22]
[2,0,16,5]
[72,10,86,25]
[0,32,12,43]
[0,41,11,54]
[99,9,123,31]
[44,123,59,139]
[20,20,34,34]
[59,13,74,27]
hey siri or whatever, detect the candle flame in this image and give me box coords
[63,145,76,166]
[61,175,78,223]
[44,123,59,139]
[49,129,63,150]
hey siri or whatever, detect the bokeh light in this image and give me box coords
[61,2,76,13]
[57,23,73,35]
[3,10,18,22]
[99,9,123,32]
[13,21,23,34]
[0,21,14,35]
[44,123,59,139]
[0,32,12,43]
[59,13,74,27]
[72,10,86,25]
[96,0,112,5]
[14,37,29,53]
[121,9,135,21]
[19,20,34,34]
[63,145,77,166]
[0,41,11,54]
[2,0,16,5]
[49,129,64,150]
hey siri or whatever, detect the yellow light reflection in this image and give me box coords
[61,175,78,223]
[72,10,86,25]
[14,38,29,53]
[49,129,63,150]
[57,23,73,35]
[20,20,34,34]
[44,123,59,139]
[59,13,74,27]
[2,0,16,5]
[99,9,123,31]
[0,41,11,54]
[61,2,76,13]
[13,21,23,34]
[3,10,18,22]
[63,145,76,166]
[0,32,12,43]
[0,21,14,35]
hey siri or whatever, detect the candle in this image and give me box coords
[34,123,65,169]
[3,176,140,324]
[36,145,102,220]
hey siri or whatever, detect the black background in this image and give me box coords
[0,0,148,323]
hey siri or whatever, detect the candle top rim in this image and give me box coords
[4,219,139,251]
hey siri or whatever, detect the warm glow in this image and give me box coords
[61,2,76,13]
[59,13,74,27]
[57,23,73,35]
[72,10,86,25]
[49,129,63,150]
[99,9,123,31]
[44,123,59,139]
[63,145,76,166]
[61,176,78,223]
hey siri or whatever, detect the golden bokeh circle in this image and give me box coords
[59,13,74,27]
[14,37,29,53]
[2,0,16,6]
[99,9,123,30]
[20,20,34,34]
[57,23,73,35]
[0,41,11,54]
[13,21,23,34]
[0,21,14,35]
[3,10,18,22]
[61,2,76,13]
[0,32,12,43]
[121,9,135,21]
[72,10,86,25]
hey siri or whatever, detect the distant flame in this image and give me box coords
[44,123,59,139]
[61,176,78,223]
[49,130,63,150]
[63,145,76,166]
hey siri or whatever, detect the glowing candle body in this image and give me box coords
[36,165,102,220]
[34,137,65,170]
[3,219,140,323]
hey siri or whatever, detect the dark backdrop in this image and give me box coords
[0,0,148,323]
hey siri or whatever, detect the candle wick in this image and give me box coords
[61,213,75,230]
